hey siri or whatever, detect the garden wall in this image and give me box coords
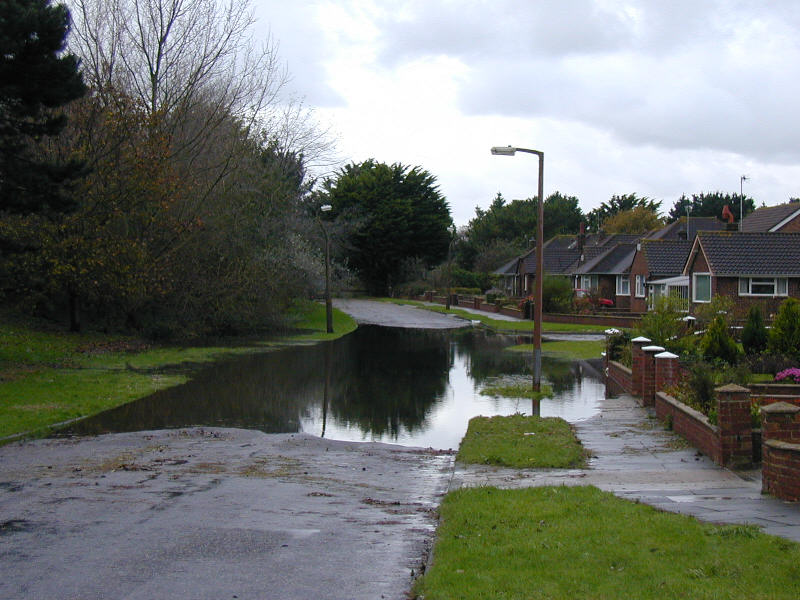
[606,360,633,397]
[761,402,800,501]
[655,391,721,464]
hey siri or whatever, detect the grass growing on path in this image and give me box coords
[415,485,800,600]
[479,382,552,401]
[0,302,355,440]
[456,414,586,469]
[508,338,605,360]
[379,298,610,333]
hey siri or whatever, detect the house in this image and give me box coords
[683,231,800,318]
[741,202,800,233]
[572,243,637,309]
[628,239,693,312]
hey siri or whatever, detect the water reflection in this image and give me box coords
[61,326,605,449]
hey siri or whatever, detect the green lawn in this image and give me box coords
[415,485,800,599]
[0,302,356,440]
[508,339,605,360]
[456,414,586,469]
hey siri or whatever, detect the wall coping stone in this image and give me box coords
[764,439,800,452]
[655,391,718,432]
[655,351,679,359]
[715,383,749,394]
[632,336,651,343]
[642,345,665,352]
[761,401,800,415]
[608,360,632,375]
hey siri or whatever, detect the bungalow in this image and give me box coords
[628,239,692,312]
[683,231,800,318]
[741,202,800,233]
[572,243,637,310]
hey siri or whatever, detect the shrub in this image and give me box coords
[744,352,797,376]
[638,295,685,349]
[700,315,740,364]
[741,305,768,355]
[768,297,800,360]
[542,276,573,313]
[694,295,734,331]
[606,329,631,363]
[775,368,800,384]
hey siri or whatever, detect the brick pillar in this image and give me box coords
[654,351,680,391]
[631,337,651,398]
[715,383,753,468]
[761,402,800,500]
[640,345,664,407]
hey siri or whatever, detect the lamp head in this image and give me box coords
[491,146,517,156]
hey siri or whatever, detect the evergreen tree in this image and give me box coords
[741,305,768,355]
[0,0,86,214]
[323,160,452,295]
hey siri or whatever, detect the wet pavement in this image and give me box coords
[0,430,453,599]
[333,299,470,328]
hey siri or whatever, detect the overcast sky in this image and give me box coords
[253,0,800,226]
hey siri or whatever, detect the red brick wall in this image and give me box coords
[655,392,721,464]
[607,361,633,396]
[761,403,800,501]
[714,277,800,319]
[775,213,800,232]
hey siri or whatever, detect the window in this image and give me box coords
[693,273,711,303]
[738,277,788,297]
[616,275,630,295]
[635,275,645,298]
[580,275,598,290]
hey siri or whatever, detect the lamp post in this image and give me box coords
[739,175,749,231]
[319,204,333,333]
[491,145,544,392]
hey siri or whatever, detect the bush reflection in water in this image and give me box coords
[63,326,604,449]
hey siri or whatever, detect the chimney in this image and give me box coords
[678,229,687,240]
[578,222,585,257]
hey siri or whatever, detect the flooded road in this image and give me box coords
[62,326,605,449]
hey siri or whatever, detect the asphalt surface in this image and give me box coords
[0,431,453,600]
[333,298,470,328]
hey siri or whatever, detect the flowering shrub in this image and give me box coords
[774,368,800,384]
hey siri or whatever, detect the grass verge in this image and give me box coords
[456,414,586,469]
[508,339,604,360]
[380,298,610,333]
[414,485,800,599]
[479,382,552,401]
[0,302,355,441]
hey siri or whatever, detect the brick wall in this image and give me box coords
[761,402,800,501]
[628,249,649,313]
[606,360,633,396]
[655,391,721,464]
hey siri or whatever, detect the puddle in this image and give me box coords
[59,326,605,450]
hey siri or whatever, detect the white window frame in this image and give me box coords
[580,275,598,291]
[738,276,788,297]
[635,275,645,298]
[693,273,711,303]
[616,275,630,296]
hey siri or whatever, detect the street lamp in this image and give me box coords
[491,145,544,392]
[319,204,333,333]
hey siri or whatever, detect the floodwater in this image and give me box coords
[61,326,605,450]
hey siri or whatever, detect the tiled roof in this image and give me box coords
[641,239,692,278]
[695,232,800,275]
[741,203,800,232]
[646,217,727,240]
[493,256,520,275]
[574,243,636,275]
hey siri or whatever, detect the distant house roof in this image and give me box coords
[574,243,636,275]
[685,232,800,276]
[493,256,520,276]
[640,239,693,279]
[646,217,727,240]
[741,203,800,232]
